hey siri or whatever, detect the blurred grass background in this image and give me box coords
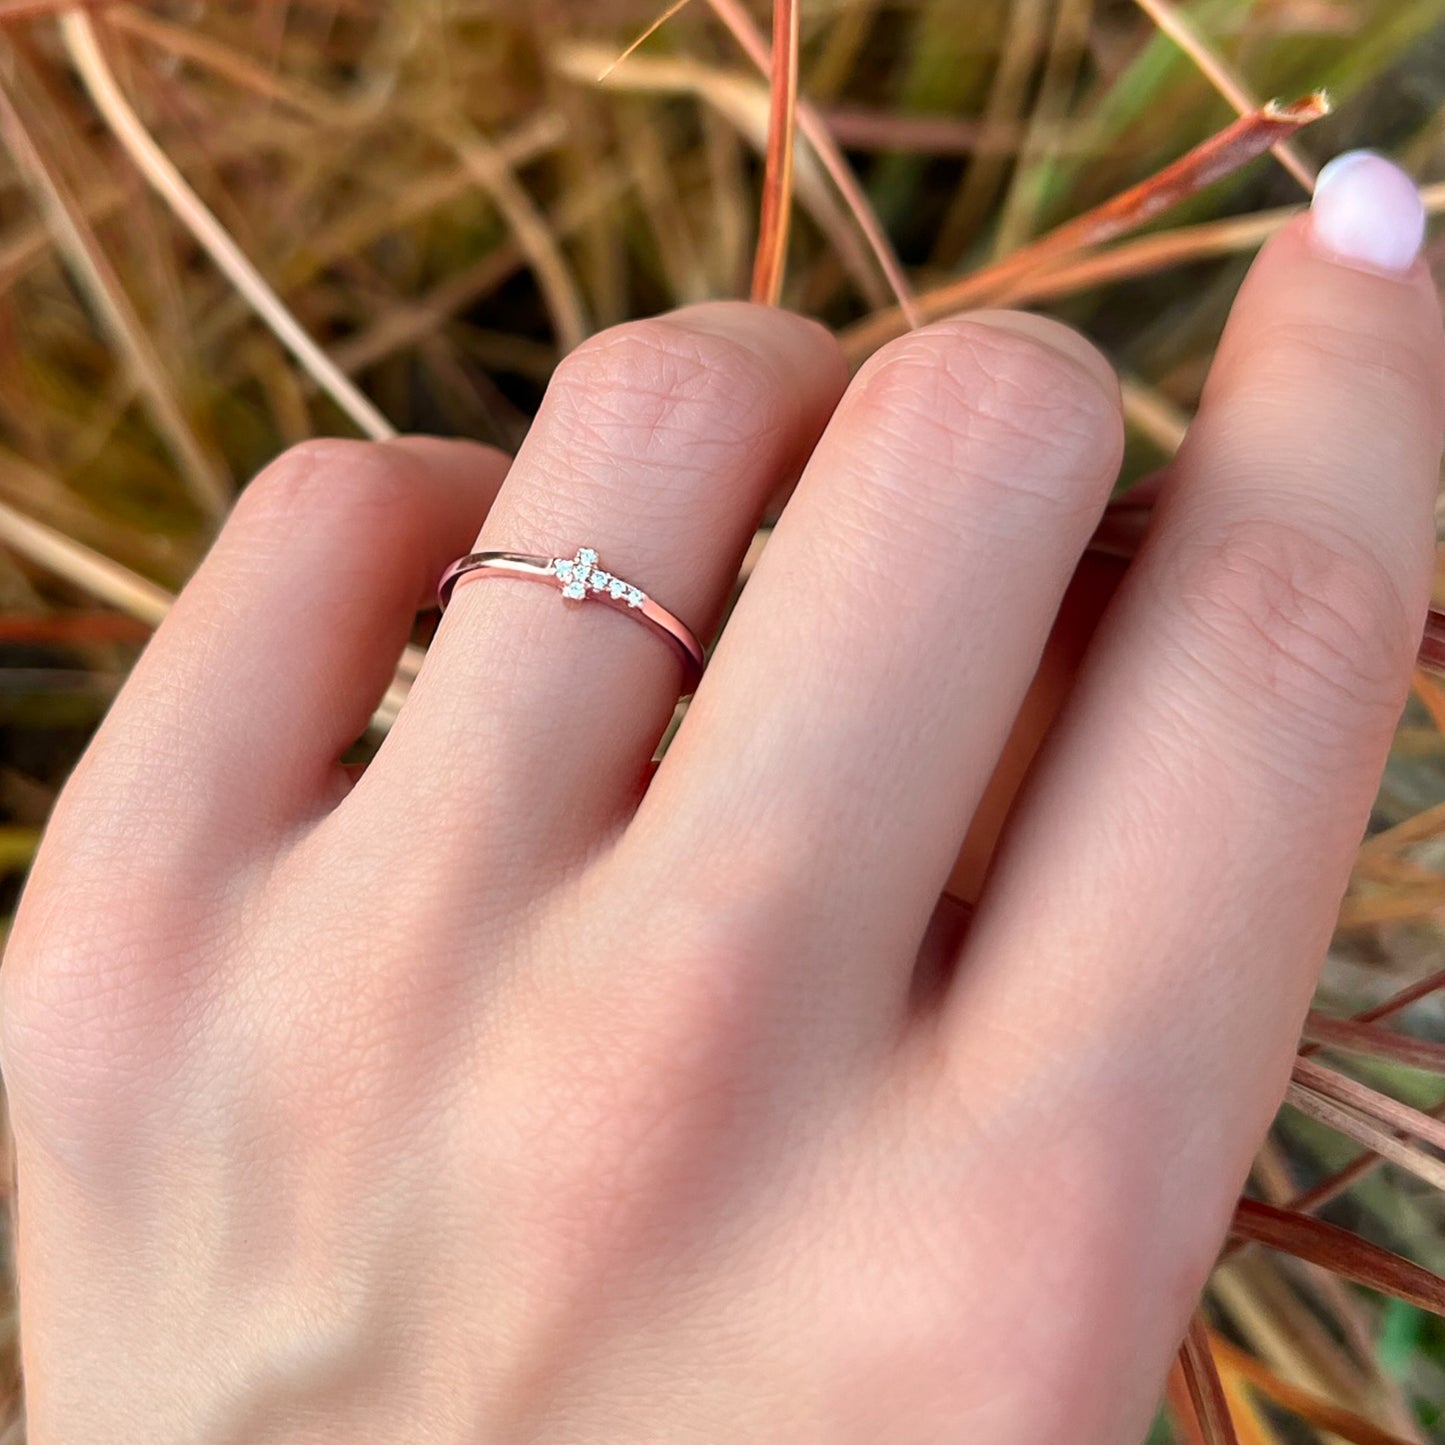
[0,1,1444,1440]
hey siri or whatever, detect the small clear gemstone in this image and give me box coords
[554,560,574,582]
[590,569,610,590]
[562,580,587,600]
[608,578,627,599]
[577,548,599,568]
[626,588,644,609]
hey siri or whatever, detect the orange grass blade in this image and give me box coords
[1357,801,1445,866]
[705,0,919,324]
[1131,0,1316,192]
[750,0,799,306]
[1411,667,1445,731]
[991,93,1330,267]
[1336,885,1445,931]
[1211,1335,1423,1445]
[981,180,1445,340]
[1168,1358,1211,1445]
[600,0,696,83]
[845,93,1331,356]
[1178,1314,1242,1445]
[1230,1200,1445,1315]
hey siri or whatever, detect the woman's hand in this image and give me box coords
[3,153,1441,1445]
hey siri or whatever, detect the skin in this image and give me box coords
[2,213,1443,1444]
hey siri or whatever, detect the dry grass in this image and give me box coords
[0,2,1443,1440]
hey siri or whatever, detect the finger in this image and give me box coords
[629,312,1125,1029]
[50,438,510,864]
[937,157,1443,1226]
[362,305,847,879]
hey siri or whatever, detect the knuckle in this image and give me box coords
[0,842,232,1152]
[1164,513,1419,721]
[234,439,415,539]
[546,318,785,464]
[1251,317,1444,424]
[849,318,1123,516]
[0,891,202,1152]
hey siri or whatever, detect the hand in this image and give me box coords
[3,153,1441,1445]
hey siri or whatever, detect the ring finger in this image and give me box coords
[356,303,847,882]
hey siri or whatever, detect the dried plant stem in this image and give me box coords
[434,120,589,351]
[1284,1084,1445,1194]
[559,44,890,310]
[1001,178,1445,319]
[1292,1058,1445,1154]
[1131,0,1316,192]
[1178,1314,1241,1445]
[0,498,170,625]
[1210,1262,1374,1444]
[934,0,1050,259]
[0,0,114,18]
[105,5,356,125]
[1120,376,1190,453]
[0,70,229,518]
[1300,1013,1445,1073]
[1230,1200,1445,1315]
[1167,1359,1212,1445]
[0,489,423,735]
[1210,1335,1419,1445]
[1358,801,1445,865]
[1230,1152,1424,1444]
[1285,1100,1445,1216]
[601,0,696,83]
[704,0,919,325]
[1354,965,1445,1023]
[846,95,1332,358]
[750,0,799,305]
[59,9,395,441]
[991,0,1093,254]
[1008,93,1328,252]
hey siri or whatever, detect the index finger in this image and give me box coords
[938,155,1443,1195]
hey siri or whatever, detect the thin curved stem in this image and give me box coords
[59,9,395,441]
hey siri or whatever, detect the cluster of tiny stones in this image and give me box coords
[552,548,646,609]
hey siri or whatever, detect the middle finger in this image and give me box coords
[630,313,1125,1026]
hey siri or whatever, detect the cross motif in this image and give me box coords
[551,548,645,609]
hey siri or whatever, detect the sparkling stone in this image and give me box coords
[552,548,646,610]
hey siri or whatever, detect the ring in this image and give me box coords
[438,547,705,692]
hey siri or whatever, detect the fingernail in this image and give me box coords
[1310,150,1426,275]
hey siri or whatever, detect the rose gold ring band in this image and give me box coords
[438,547,705,693]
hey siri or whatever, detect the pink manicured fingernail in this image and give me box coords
[1310,150,1426,275]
